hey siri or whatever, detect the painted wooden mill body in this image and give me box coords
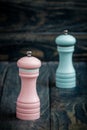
[16,51,41,120]
[55,30,76,88]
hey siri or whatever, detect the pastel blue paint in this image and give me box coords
[19,68,39,73]
[55,30,76,88]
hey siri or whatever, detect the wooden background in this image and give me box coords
[0,1,87,130]
[0,0,87,61]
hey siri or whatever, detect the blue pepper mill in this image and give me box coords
[55,30,76,88]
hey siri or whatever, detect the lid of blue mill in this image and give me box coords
[55,30,76,46]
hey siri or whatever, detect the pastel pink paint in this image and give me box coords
[16,52,41,120]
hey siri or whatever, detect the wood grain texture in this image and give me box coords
[48,62,87,130]
[0,62,8,101]
[0,0,87,33]
[0,0,87,61]
[0,62,50,130]
[51,88,87,130]
[0,33,87,61]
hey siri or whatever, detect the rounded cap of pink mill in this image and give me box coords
[17,51,41,69]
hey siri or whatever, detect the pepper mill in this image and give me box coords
[16,51,41,120]
[55,30,76,88]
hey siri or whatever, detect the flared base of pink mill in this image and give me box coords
[16,101,40,120]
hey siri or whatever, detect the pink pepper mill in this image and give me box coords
[16,51,41,120]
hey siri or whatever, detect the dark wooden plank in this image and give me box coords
[0,62,50,130]
[0,33,87,61]
[0,0,87,33]
[51,87,87,130]
[0,0,87,61]
[0,62,8,101]
[48,62,87,130]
